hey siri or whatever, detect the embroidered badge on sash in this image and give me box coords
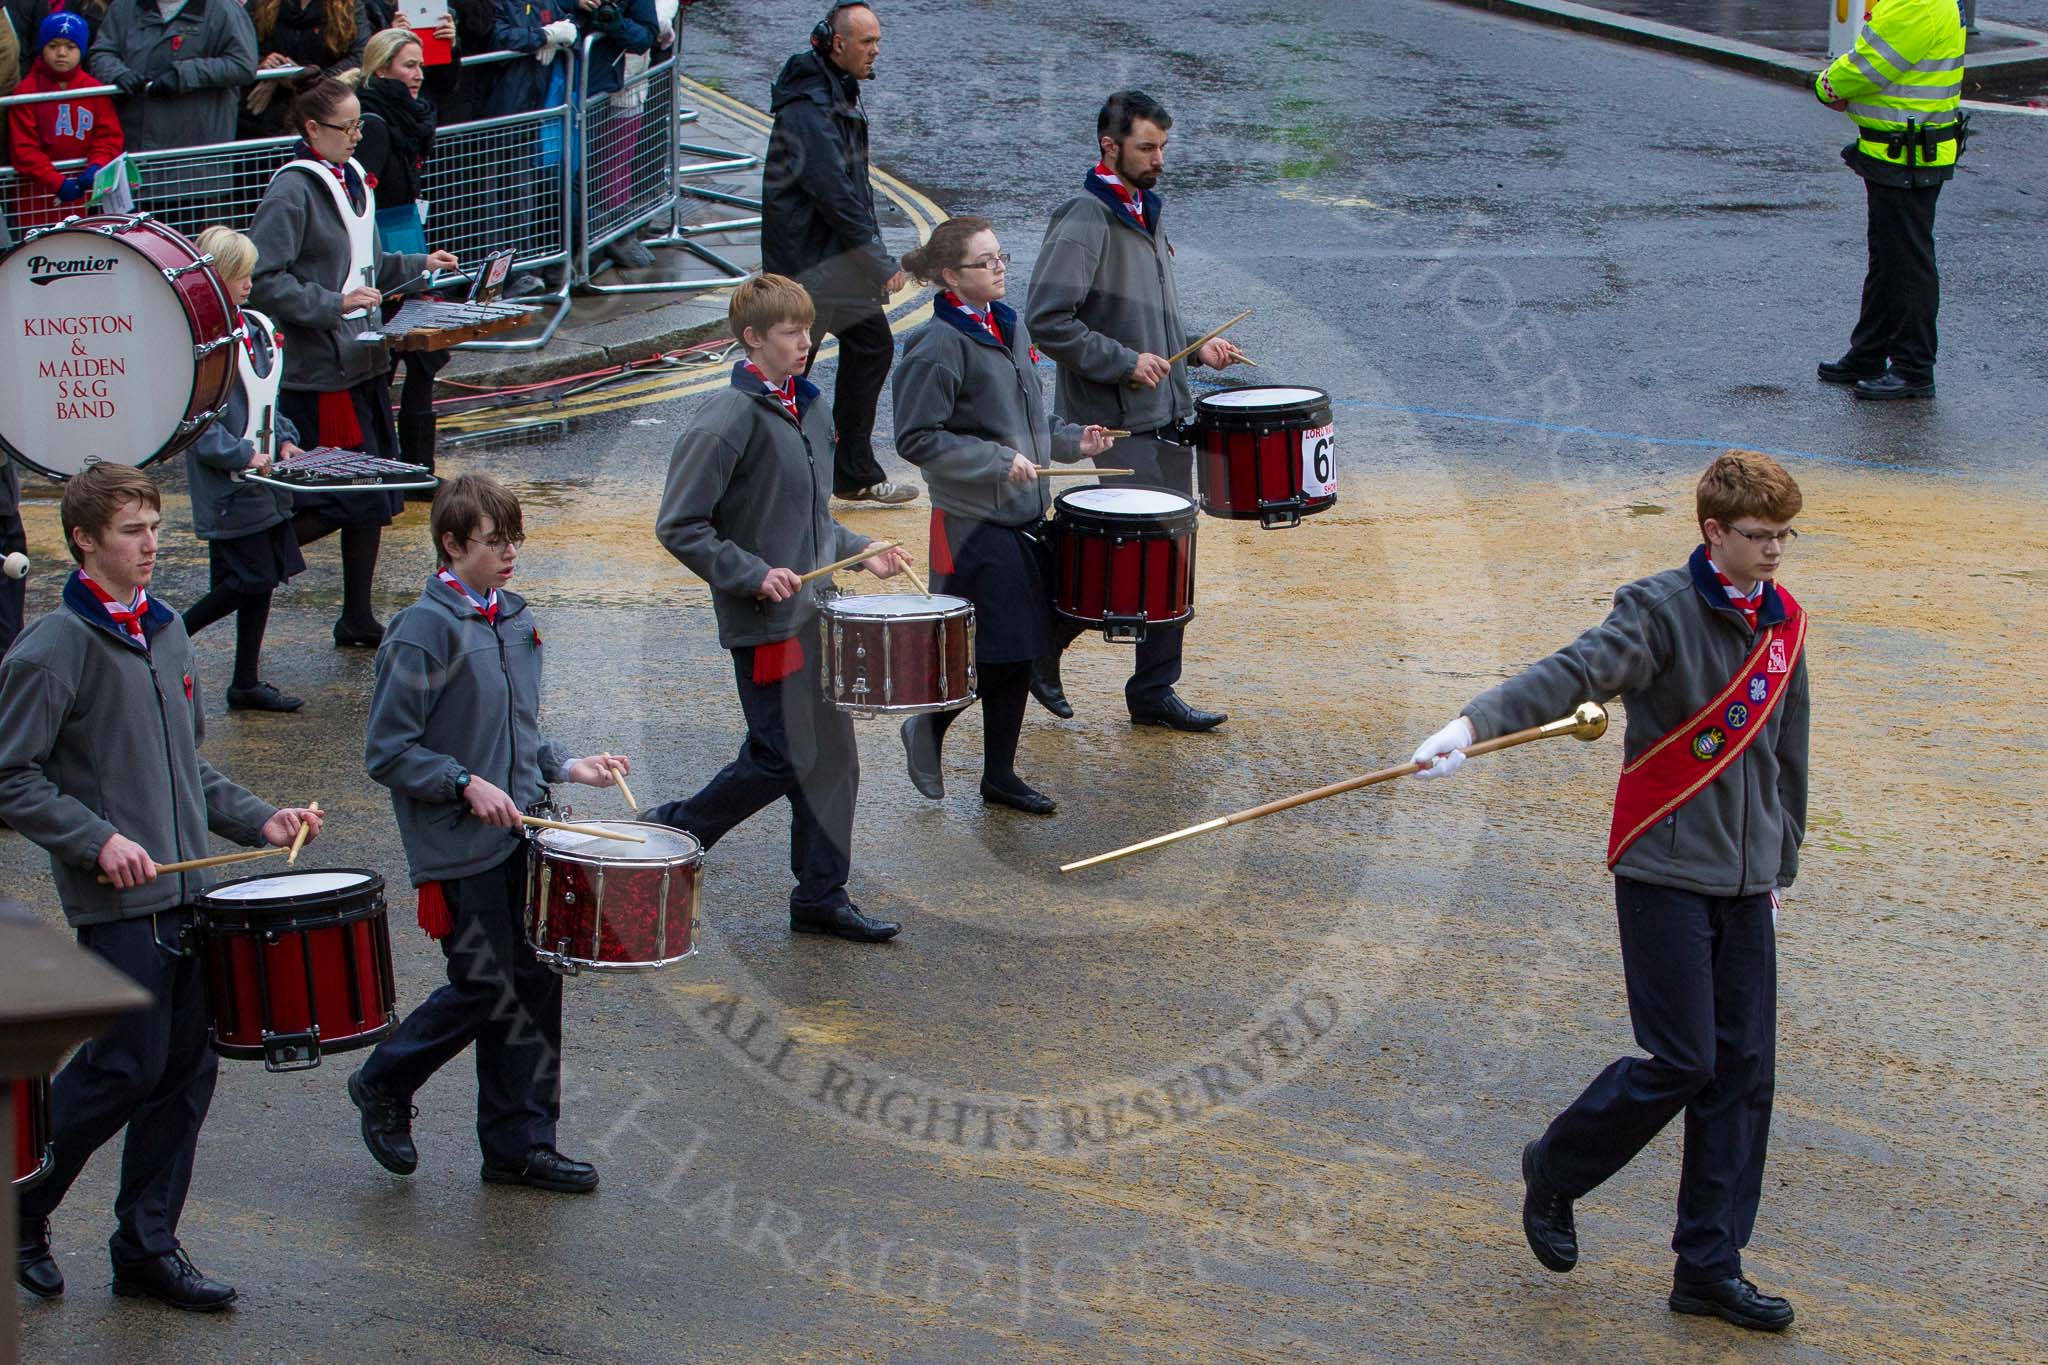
[1725,702,1750,730]
[1767,639,1789,674]
[1692,726,1727,761]
[1749,676,1768,702]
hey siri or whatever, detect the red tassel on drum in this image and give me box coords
[928,507,955,576]
[317,390,365,449]
[416,879,452,939]
[752,636,805,686]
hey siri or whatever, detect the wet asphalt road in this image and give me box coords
[9,2,2048,1361]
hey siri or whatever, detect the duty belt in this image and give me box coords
[1873,112,1971,162]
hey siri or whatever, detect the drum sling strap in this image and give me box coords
[235,308,284,457]
[1606,585,1805,867]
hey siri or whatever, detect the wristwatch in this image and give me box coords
[455,770,472,794]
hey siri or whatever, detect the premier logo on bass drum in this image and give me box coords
[24,254,120,286]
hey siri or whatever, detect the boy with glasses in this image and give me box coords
[1409,449,1811,1333]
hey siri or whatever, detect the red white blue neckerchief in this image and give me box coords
[77,571,150,646]
[437,567,499,624]
[295,140,368,214]
[742,359,801,424]
[1091,162,1145,227]
[1709,557,1763,631]
[940,290,1002,345]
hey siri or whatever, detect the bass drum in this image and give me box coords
[0,214,238,479]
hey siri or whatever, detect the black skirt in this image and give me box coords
[278,379,404,529]
[209,519,307,596]
[931,512,1055,665]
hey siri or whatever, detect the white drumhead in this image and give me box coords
[1061,487,1195,516]
[206,870,374,900]
[537,821,701,861]
[1198,386,1326,409]
[0,227,200,476]
[828,593,972,618]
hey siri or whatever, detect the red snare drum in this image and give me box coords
[195,870,397,1072]
[1192,385,1337,528]
[1048,485,1199,643]
[818,593,977,715]
[0,213,238,479]
[527,821,702,974]
[11,1076,52,1191]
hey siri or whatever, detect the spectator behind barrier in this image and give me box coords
[571,0,651,99]
[479,0,571,119]
[8,13,123,229]
[569,0,652,271]
[419,0,491,124]
[87,0,258,151]
[1,10,20,103]
[243,0,372,136]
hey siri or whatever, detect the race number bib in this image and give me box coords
[1301,422,1336,499]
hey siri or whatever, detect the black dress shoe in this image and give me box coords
[1129,691,1227,732]
[226,681,303,713]
[1669,1274,1794,1332]
[110,1249,237,1312]
[901,716,943,799]
[482,1145,599,1194]
[1816,357,1883,385]
[1854,372,1934,401]
[1029,655,1073,719]
[348,1067,418,1175]
[980,778,1056,815]
[1521,1141,1578,1273]
[790,902,901,943]
[333,619,385,648]
[17,1218,62,1298]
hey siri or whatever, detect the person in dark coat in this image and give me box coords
[242,0,371,136]
[760,3,913,505]
[86,0,257,151]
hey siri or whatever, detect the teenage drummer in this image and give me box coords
[0,463,322,1312]
[892,217,1113,815]
[1024,89,1243,731]
[350,472,628,1194]
[646,274,912,944]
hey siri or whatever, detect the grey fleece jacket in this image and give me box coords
[364,578,571,885]
[183,320,298,541]
[0,580,277,925]
[1025,188,1204,435]
[892,303,1084,526]
[656,365,872,650]
[87,0,259,152]
[1460,547,1810,898]
[246,165,427,393]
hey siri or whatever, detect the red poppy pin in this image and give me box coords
[1029,346,1042,364]
[183,674,194,701]
[170,34,182,49]
[365,172,379,189]
[531,625,542,647]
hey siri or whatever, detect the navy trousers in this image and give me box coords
[647,642,857,916]
[1053,430,1190,709]
[1844,179,1943,383]
[19,912,218,1265]
[1532,877,1777,1280]
[359,850,562,1166]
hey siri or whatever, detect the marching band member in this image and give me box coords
[349,472,628,1193]
[891,216,1112,815]
[0,463,321,1311]
[1409,450,1810,1333]
[180,226,309,713]
[1024,88,1241,733]
[647,274,912,944]
[246,73,456,648]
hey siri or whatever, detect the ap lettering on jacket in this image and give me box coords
[51,104,96,139]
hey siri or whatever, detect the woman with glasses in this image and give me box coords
[247,74,456,646]
[892,217,1113,815]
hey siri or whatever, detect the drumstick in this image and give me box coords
[1100,428,1133,439]
[1059,704,1611,874]
[519,815,647,843]
[97,845,289,884]
[794,542,902,587]
[380,270,431,302]
[900,561,932,597]
[1232,355,1260,368]
[607,759,638,812]
[1127,311,1253,389]
[286,800,320,867]
[1038,467,1135,478]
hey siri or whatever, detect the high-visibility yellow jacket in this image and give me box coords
[1815,0,1967,184]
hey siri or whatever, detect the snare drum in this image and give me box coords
[194,869,397,1072]
[1048,485,1199,642]
[11,1076,52,1191]
[1191,385,1337,529]
[0,214,238,479]
[526,821,703,973]
[818,593,977,714]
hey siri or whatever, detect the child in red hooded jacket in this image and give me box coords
[8,12,124,230]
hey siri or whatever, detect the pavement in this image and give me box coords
[7,0,2048,1361]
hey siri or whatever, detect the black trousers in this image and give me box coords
[19,912,219,1265]
[647,642,858,915]
[1053,430,1190,709]
[358,850,562,1166]
[803,297,894,494]
[1531,877,1777,1280]
[1844,178,1943,383]
[0,461,24,658]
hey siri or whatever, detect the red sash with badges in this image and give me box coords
[1606,586,1805,867]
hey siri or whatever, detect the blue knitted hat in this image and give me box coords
[38,11,91,52]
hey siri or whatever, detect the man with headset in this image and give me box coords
[762,2,916,506]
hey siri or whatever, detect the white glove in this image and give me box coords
[1411,716,1476,780]
[544,19,578,46]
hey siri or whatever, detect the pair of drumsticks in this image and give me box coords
[1123,310,1258,390]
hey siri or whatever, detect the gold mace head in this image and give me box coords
[1572,701,1610,741]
